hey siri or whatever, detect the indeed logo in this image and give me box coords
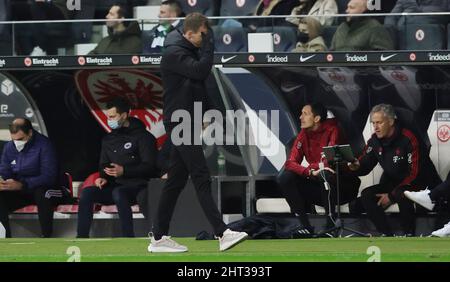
[266,55,288,63]
[428,53,450,61]
[346,54,368,62]
[140,56,162,64]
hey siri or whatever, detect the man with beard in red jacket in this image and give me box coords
[277,103,360,237]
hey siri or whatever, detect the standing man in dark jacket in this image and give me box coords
[348,104,441,236]
[277,103,360,237]
[89,4,142,55]
[0,118,59,237]
[77,98,158,238]
[148,13,248,253]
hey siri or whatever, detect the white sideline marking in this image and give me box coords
[9,242,35,245]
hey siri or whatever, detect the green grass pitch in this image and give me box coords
[0,237,449,262]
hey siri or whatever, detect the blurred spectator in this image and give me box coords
[292,17,327,52]
[0,0,12,55]
[89,5,142,55]
[143,0,183,54]
[330,0,394,51]
[27,0,73,56]
[287,0,338,27]
[384,0,450,29]
[249,0,298,30]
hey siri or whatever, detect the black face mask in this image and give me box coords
[298,31,310,44]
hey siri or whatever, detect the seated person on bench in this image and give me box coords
[0,118,61,238]
[348,104,441,237]
[76,98,158,238]
[277,103,360,238]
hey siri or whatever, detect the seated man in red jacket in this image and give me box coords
[277,103,360,237]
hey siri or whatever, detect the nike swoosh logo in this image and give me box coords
[221,55,237,63]
[371,83,391,91]
[300,54,316,62]
[380,54,397,62]
[280,84,302,92]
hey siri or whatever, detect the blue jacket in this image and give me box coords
[0,130,58,193]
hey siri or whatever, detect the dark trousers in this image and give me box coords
[361,184,415,235]
[277,169,360,228]
[153,142,227,238]
[77,183,146,238]
[430,171,450,202]
[0,187,56,238]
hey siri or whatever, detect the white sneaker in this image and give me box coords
[218,229,248,251]
[30,46,47,56]
[404,189,435,211]
[431,222,450,238]
[147,235,188,253]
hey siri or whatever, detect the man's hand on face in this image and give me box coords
[0,179,23,191]
[104,163,124,178]
[201,27,214,47]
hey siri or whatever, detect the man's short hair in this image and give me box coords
[162,0,183,17]
[183,12,209,33]
[113,4,128,19]
[370,104,397,120]
[106,97,131,114]
[9,118,33,134]
[306,102,328,122]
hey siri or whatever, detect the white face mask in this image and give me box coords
[13,140,27,152]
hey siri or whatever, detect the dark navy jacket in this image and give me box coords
[0,130,58,193]
[99,117,158,186]
[356,124,441,201]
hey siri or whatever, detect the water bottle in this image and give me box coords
[217,150,226,176]
[0,222,5,238]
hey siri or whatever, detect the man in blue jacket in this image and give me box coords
[0,118,59,237]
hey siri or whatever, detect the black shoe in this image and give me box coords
[292,226,315,239]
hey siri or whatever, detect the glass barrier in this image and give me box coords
[1,12,450,56]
